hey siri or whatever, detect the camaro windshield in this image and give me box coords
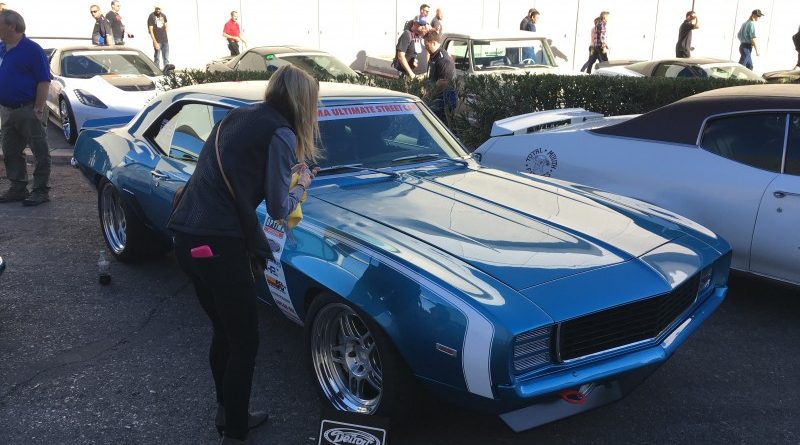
[317,102,464,168]
[61,51,161,78]
[159,101,465,166]
[471,39,554,69]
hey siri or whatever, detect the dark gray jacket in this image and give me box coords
[168,102,305,262]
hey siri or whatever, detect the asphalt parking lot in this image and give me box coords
[1,130,799,444]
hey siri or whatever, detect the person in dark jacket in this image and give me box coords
[90,4,112,46]
[423,30,454,123]
[167,64,320,444]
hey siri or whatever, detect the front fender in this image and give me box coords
[285,216,553,401]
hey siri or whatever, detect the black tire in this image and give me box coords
[59,97,78,145]
[305,292,414,421]
[97,179,168,262]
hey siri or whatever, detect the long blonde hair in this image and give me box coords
[264,64,321,163]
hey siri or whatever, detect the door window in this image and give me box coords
[446,40,470,72]
[785,114,800,176]
[700,113,787,173]
[150,103,231,161]
[236,52,267,71]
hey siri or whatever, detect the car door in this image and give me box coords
[144,102,232,229]
[750,113,800,284]
[698,112,786,273]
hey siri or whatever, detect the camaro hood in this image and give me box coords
[313,166,689,290]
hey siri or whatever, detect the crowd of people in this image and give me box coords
[88,3,169,68]
[25,1,800,76]
[528,6,797,73]
[391,4,453,121]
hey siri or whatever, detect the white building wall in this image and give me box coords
[15,0,800,74]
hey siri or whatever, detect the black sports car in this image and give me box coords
[206,45,358,79]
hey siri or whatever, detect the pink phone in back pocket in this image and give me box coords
[190,245,214,258]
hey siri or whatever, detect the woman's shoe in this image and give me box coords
[215,404,269,436]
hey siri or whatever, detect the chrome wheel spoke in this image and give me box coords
[339,314,360,343]
[330,344,347,365]
[349,374,366,398]
[366,370,382,391]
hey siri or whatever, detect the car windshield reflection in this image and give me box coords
[317,103,464,169]
[61,51,162,78]
[472,39,554,69]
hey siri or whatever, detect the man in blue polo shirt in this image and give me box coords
[0,9,52,206]
[737,9,764,70]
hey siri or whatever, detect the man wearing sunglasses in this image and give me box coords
[90,4,113,46]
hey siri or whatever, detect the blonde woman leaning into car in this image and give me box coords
[168,64,320,444]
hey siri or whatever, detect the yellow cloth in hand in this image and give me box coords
[281,172,307,229]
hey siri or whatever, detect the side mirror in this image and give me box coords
[0,256,5,277]
[163,64,176,75]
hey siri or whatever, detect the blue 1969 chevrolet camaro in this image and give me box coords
[72,81,731,431]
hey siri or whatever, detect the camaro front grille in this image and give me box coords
[513,326,552,374]
[558,274,700,361]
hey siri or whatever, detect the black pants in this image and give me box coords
[174,232,258,440]
[228,41,240,56]
[581,48,608,74]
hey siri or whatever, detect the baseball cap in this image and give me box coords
[752,9,764,17]
[416,17,428,26]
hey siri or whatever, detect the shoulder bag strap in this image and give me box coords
[214,117,236,200]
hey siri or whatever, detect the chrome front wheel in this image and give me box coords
[59,98,77,144]
[311,302,384,414]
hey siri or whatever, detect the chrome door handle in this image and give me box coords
[150,170,169,180]
[774,190,800,198]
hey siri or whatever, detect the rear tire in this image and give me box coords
[305,293,414,420]
[98,180,168,262]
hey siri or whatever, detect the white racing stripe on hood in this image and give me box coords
[303,222,496,399]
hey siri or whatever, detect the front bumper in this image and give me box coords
[497,285,727,432]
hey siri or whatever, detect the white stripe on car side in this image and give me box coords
[303,221,496,400]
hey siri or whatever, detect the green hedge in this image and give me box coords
[162,69,756,149]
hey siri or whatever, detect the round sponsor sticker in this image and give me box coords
[525,148,558,177]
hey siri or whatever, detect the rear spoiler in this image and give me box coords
[490,108,604,137]
[359,56,400,79]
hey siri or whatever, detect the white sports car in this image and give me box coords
[475,84,800,286]
[46,46,173,144]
